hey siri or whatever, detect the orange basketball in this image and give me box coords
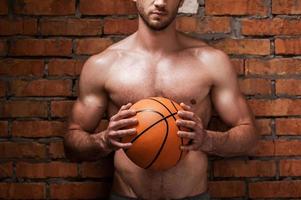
[122,97,189,171]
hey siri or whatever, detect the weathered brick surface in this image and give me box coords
[14,0,76,15]
[0,0,300,199]
[0,183,45,199]
[205,0,269,16]
[272,0,301,14]
[0,0,8,15]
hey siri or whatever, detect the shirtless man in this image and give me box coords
[64,0,258,199]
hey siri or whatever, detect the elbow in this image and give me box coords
[63,132,82,162]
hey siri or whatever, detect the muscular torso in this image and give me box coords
[99,33,214,199]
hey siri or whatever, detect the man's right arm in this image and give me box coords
[64,54,137,161]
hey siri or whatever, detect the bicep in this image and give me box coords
[69,95,107,133]
[68,56,108,133]
[211,85,253,127]
[210,53,254,127]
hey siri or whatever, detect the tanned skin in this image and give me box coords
[64,0,258,199]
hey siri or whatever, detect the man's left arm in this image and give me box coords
[177,49,259,157]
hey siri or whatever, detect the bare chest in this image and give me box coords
[105,56,212,112]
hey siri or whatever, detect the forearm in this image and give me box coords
[64,129,112,162]
[201,124,258,157]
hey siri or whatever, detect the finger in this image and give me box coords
[114,128,137,137]
[177,110,195,120]
[177,131,196,139]
[111,109,136,121]
[119,103,132,111]
[176,119,197,130]
[180,102,191,111]
[110,139,132,149]
[111,118,138,130]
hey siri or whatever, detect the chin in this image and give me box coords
[147,20,170,31]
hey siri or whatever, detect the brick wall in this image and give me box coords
[0,0,300,199]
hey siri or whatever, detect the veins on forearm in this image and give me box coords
[203,124,257,157]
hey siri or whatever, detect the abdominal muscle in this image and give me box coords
[111,149,208,200]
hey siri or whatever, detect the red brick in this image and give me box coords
[80,0,136,15]
[0,59,44,77]
[249,180,301,198]
[49,141,65,159]
[253,139,301,157]
[75,38,113,55]
[213,160,276,177]
[50,182,111,199]
[51,100,74,118]
[12,120,66,137]
[0,18,37,35]
[238,78,271,95]
[205,0,268,16]
[0,183,45,199]
[275,140,301,156]
[276,79,301,95]
[0,162,13,178]
[176,16,198,32]
[10,79,72,97]
[242,18,301,36]
[41,19,102,36]
[48,59,84,76]
[10,39,72,56]
[14,0,75,15]
[256,119,272,135]
[104,18,137,35]
[0,0,8,15]
[0,142,47,159]
[276,118,301,135]
[16,162,77,178]
[248,99,301,116]
[0,80,5,96]
[272,0,301,14]
[80,158,114,178]
[177,16,232,34]
[280,160,301,176]
[209,181,245,198]
[245,58,301,76]
[1,100,48,117]
[198,17,231,34]
[211,39,270,55]
[231,58,244,75]
[0,40,7,56]
[275,38,301,55]
[0,121,8,137]
[250,140,275,157]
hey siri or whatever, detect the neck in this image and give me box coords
[135,16,180,54]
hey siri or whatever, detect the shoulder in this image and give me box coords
[193,45,236,85]
[81,36,134,79]
[183,42,237,88]
[80,49,117,82]
[179,33,231,65]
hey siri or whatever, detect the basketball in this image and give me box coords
[121,97,189,171]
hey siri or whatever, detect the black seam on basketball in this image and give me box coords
[128,111,177,144]
[170,100,184,163]
[149,97,176,120]
[125,111,176,169]
[170,100,178,115]
[136,109,160,114]
[145,114,169,169]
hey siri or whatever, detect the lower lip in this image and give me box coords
[151,13,166,16]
